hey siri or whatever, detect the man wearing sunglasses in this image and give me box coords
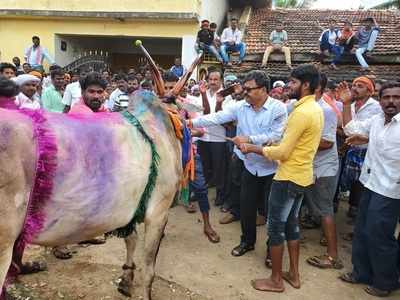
[189,70,288,258]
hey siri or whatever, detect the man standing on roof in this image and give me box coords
[24,36,55,72]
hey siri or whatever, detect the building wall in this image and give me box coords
[0,0,201,13]
[0,17,198,65]
[200,0,229,28]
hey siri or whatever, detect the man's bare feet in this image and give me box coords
[251,277,284,293]
[204,226,220,243]
[282,271,301,289]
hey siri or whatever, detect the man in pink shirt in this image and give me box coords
[69,72,109,114]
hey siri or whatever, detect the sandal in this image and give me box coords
[20,261,48,274]
[307,254,344,269]
[339,272,359,284]
[319,236,328,247]
[52,246,73,260]
[231,243,254,257]
[365,286,391,297]
[79,236,106,245]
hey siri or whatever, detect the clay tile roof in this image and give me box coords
[227,62,400,82]
[245,8,400,55]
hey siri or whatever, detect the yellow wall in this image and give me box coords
[0,0,201,13]
[0,17,198,64]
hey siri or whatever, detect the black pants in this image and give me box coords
[240,169,273,246]
[229,154,244,218]
[349,180,364,208]
[352,188,400,291]
[197,141,226,204]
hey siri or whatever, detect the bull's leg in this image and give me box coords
[117,231,138,297]
[0,244,14,300]
[142,203,169,300]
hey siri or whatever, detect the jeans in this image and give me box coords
[352,188,400,291]
[220,42,246,63]
[268,180,306,246]
[196,42,223,62]
[189,153,210,213]
[240,169,273,246]
[355,29,379,68]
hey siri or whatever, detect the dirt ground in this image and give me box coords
[6,192,400,300]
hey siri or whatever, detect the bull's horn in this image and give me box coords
[134,40,165,97]
[171,53,203,97]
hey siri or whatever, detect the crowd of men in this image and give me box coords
[0,23,399,298]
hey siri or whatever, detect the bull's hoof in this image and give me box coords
[117,278,132,297]
[20,260,48,275]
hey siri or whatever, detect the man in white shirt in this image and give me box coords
[341,76,381,220]
[338,81,400,298]
[197,69,227,207]
[62,72,85,113]
[13,74,41,110]
[305,75,343,270]
[220,18,246,66]
[24,36,55,71]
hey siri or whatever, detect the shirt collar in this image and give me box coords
[294,94,315,108]
[393,113,400,122]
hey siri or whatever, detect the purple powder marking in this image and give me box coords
[47,112,121,221]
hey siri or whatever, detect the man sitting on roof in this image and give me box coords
[316,19,342,70]
[353,17,380,72]
[220,18,246,66]
[261,22,292,70]
[195,20,224,63]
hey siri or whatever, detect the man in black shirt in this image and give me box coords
[195,20,223,63]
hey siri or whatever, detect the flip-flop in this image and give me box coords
[339,272,359,284]
[365,286,390,297]
[52,247,73,260]
[307,255,344,269]
[282,272,300,289]
[20,261,48,274]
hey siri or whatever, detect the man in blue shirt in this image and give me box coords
[191,70,287,257]
[169,57,187,78]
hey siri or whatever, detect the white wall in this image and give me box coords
[200,0,229,30]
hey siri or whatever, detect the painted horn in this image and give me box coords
[134,40,166,97]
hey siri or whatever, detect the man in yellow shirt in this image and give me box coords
[240,64,323,293]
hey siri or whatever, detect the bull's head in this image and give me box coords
[134,40,203,103]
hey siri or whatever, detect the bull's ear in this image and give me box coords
[171,53,203,97]
[134,40,166,97]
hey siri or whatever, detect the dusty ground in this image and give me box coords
[7,193,400,300]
